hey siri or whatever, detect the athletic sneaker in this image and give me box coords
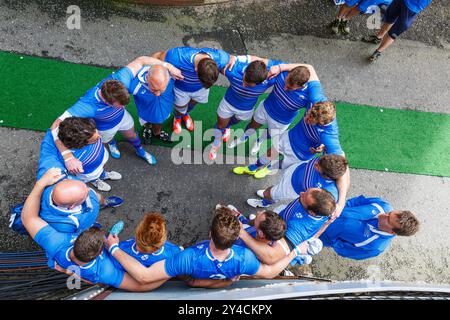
[136,148,157,165]
[109,220,124,236]
[232,165,258,175]
[253,166,273,179]
[142,124,153,145]
[362,34,382,44]
[250,139,264,156]
[222,128,231,142]
[108,142,121,159]
[247,198,270,208]
[227,135,247,149]
[338,20,350,35]
[368,50,382,62]
[91,179,111,192]
[293,254,313,266]
[100,196,124,210]
[153,130,173,144]
[209,143,220,161]
[330,19,340,34]
[256,189,265,199]
[183,114,194,131]
[280,268,295,277]
[173,117,182,134]
[103,171,122,181]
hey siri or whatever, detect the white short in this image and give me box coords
[270,162,300,202]
[273,204,288,214]
[276,131,306,169]
[174,87,210,113]
[76,147,109,182]
[217,98,254,121]
[253,101,290,140]
[99,110,135,143]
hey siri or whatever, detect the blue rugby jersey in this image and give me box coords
[129,65,175,124]
[223,58,284,111]
[164,240,260,280]
[288,117,343,162]
[66,68,134,130]
[34,225,125,287]
[263,75,327,125]
[164,47,230,92]
[290,157,339,201]
[279,199,328,246]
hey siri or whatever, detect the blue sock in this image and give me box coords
[228,116,240,127]
[99,171,106,180]
[127,134,143,151]
[187,102,196,113]
[262,198,274,206]
[108,139,117,147]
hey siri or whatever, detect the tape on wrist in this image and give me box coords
[109,244,119,255]
[61,150,71,156]
[64,156,74,162]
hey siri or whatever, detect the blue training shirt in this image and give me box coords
[279,199,328,246]
[66,68,134,131]
[290,157,339,201]
[39,183,100,234]
[223,58,284,111]
[263,74,327,125]
[288,116,344,162]
[164,240,261,280]
[128,66,175,124]
[112,238,182,270]
[320,195,395,260]
[34,225,125,288]
[164,47,230,93]
[404,0,432,14]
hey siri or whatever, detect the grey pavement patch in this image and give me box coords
[0,127,449,285]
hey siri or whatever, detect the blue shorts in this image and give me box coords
[345,0,360,6]
[384,0,418,39]
[358,0,393,13]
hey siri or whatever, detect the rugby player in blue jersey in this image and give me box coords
[315,195,419,260]
[330,0,393,35]
[247,154,348,208]
[21,168,168,292]
[239,188,335,266]
[209,55,283,160]
[106,208,306,289]
[228,62,325,156]
[153,47,236,134]
[49,56,182,174]
[112,212,183,269]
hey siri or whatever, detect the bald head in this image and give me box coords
[148,65,170,96]
[52,180,89,209]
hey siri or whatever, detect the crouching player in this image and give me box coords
[106,209,306,289]
[315,195,420,260]
[21,168,167,292]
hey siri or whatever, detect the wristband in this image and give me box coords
[64,156,74,162]
[109,244,119,255]
[61,150,71,156]
[162,62,168,68]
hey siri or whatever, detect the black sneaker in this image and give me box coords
[142,124,152,145]
[362,34,382,44]
[330,19,340,34]
[368,50,382,62]
[153,130,173,144]
[338,20,350,35]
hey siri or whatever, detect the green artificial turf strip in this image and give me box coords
[1,51,449,177]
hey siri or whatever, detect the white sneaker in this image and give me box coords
[91,179,111,192]
[209,143,220,161]
[247,198,270,208]
[280,268,295,277]
[226,204,239,212]
[250,139,263,155]
[103,171,122,181]
[256,190,265,199]
[227,136,247,149]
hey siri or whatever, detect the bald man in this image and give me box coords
[125,58,180,146]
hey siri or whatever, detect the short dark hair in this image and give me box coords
[259,210,286,241]
[318,154,349,180]
[244,61,268,85]
[73,227,105,263]
[211,208,240,250]
[305,189,336,217]
[287,66,310,88]
[58,117,97,149]
[100,79,130,106]
[393,211,420,236]
[197,58,219,89]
